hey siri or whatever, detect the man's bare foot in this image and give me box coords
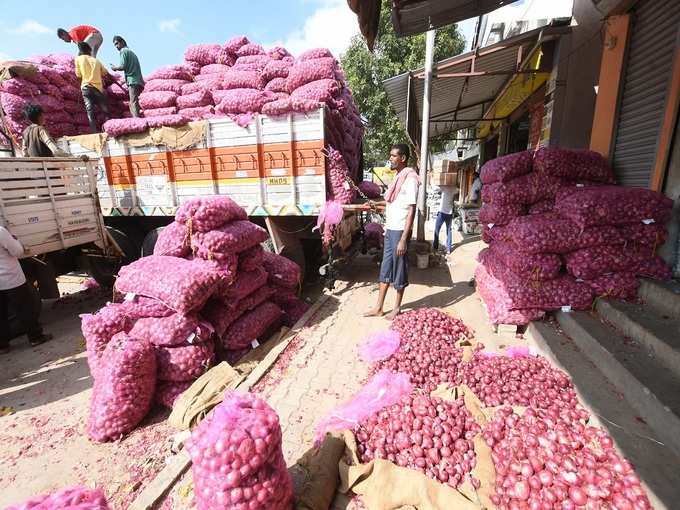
[363,308,384,317]
[386,309,400,321]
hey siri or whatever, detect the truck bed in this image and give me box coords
[58,110,327,218]
[0,158,108,257]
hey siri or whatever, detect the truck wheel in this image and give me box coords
[87,228,137,287]
[141,227,164,257]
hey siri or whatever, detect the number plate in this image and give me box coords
[267,176,291,185]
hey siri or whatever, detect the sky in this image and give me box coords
[0,0,572,74]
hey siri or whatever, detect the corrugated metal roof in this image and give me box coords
[383,25,568,143]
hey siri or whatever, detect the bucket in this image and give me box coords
[416,252,429,269]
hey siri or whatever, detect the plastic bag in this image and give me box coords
[314,370,413,443]
[186,391,293,510]
[87,333,156,442]
[115,256,221,314]
[358,330,401,363]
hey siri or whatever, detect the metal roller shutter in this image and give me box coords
[612,0,680,187]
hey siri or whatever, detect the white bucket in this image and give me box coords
[416,252,429,269]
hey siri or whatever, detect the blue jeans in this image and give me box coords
[433,212,452,253]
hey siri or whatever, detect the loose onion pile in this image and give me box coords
[186,391,293,509]
[456,353,579,411]
[355,393,481,489]
[484,406,651,509]
[391,308,472,344]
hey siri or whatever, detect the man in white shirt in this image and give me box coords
[364,144,419,320]
[468,171,482,204]
[433,184,458,254]
[0,226,51,354]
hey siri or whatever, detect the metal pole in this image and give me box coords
[416,29,435,242]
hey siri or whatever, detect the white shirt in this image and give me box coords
[437,185,458,215]
[385,174,418,231]
[469,177,482,202]
[0,226,26,290]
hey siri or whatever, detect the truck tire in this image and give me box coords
[141,227,164,257]
[87,228,137,288]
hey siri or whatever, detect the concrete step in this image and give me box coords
[556,310,680,459]
[638,278,680,318]
[595,298,680,377]
[527,321,680,508]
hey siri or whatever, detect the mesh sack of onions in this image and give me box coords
[222,267,268,301]
[182,79,218,95]
[504,213,623,255]
[175,196,247,232]
[583,272,640,300]
[102,118,149,137]
[261,60,293,81]
[564,244,655,280]
[179,105,215,120]
[261,98,294,116]
[286,57,337,91]
[238,244,265,271]
[482,224,509,244]
[144,79,190,94]
[483,406,651,509]
[145,114,188,129]
[115,256,221,314]
[129,312,211,347]
[0,78,41,96]
[354,393,482,489]
[364,222,384,249]
[617,223,668,246]
[156,380,192,409]
[224,35,249,53]
[154,221,190,257]
[177,89,213,109]
[479,203,527,226]
[234,55,270,68]
[236,43,265,57]
[118,295,174,320]
[87,333,156,442]
[533,146,615,183]
[4,486,110,510]
[216,89,275,114]
[155,340,215,382]
[528,199,554,215]
[486,241,562,281]
[261,251,301,290]
[315,370,412,441]
[140,106,177,117]
[147,65,194,81]
[479,151,533,184]
[357,180,382,199]
[81,303,134,379]
[297,48,333,61]
[456,351,577,410]
[391,308,472,344]
[200,63,231,75]
[191,220,269,261]
[555,186,673,228]
[475,264,546,325]
[634,256,673,280]
[139,90,178,109]
[224,347,251,365]
[221,70,266,90]
[207,254,239,293]
[202,285,274,337]
[290,78,340,103]
[481,172,562,206]
[478,249,593,311]
[326,146,355,204]
[1,93,30,118]
[222,301,282,350]
[184,44,223,66]
[265,77,289,93]
[186,391,294,510]
[270,293,310,327]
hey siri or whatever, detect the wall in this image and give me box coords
[551,0,606,149]
[659,115,680,274]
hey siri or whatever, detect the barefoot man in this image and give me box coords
[364,144,420,320]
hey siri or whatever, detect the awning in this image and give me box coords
[383,23,570,145]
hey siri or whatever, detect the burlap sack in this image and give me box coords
[168,362,243,430]
[292,433,346,510]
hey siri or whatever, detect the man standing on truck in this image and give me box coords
[75,42,110,134]
[57,25,103,57]
[21,105,68,157]
[110,36,144,118]
[0,226,51,354]
[364,144,420,320]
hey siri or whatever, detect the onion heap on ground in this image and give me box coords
[478,147,673,325]
[81,195,305,441]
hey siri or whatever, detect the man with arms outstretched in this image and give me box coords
[364,144,420,320]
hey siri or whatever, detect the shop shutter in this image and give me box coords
[611,0,680,187]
